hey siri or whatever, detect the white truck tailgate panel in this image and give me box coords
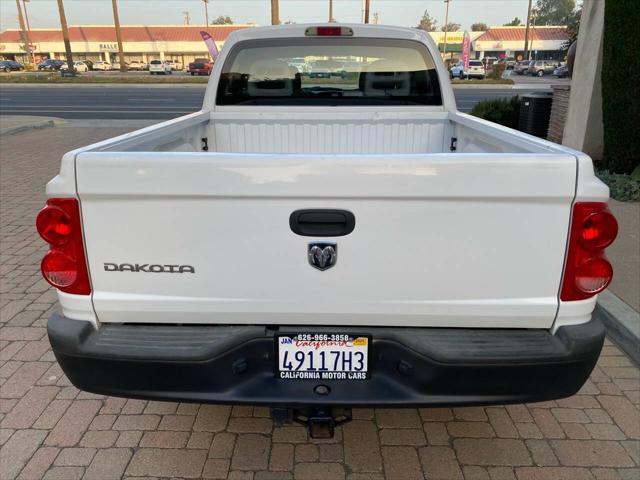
[77,152,576,328]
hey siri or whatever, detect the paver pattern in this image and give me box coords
[1,126,639,480]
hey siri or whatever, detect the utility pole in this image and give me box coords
[523,0,533,60]
[329,0,334,22]
[23,0,36,64]
[111,0,126,72]
[203,0,209,25]
[443,0,451,58]
[55,0,74,72]
[15,0,31,64]
[271,0,279,25]
[364,0,370,24]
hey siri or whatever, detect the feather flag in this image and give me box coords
[200,31,219,61]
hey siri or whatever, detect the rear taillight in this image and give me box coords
[36,198,91,295]
[560,202,618,301]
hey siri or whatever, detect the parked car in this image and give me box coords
[288,57,308,73]
[0,60,24,72]
[450,60,485,79]
[148,59,172,75]
[553,64,569,78]
[497,57,516,69]
[188,58,213,76]
[40,23,616,440]
[128,60,147,71]
[309,59,345,78]
[92,61,112,71]
[528,60,558,77]
[61,61,89,73]
[37,59,65,71]
[165,59,183,71]
[83,60,95,71]
[111,61,129,70]
[513,60,532,75]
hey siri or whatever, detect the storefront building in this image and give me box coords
[472,26,568,61]
[1,24,568,65]
[0,25,250,65]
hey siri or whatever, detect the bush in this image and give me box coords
[596,170,640,201]
[602,0,640,174]
[487,62,506,80]
[469,96,520,129]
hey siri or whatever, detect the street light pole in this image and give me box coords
[54,0,74,72]
[364,0,370,24]
[329,0,334,22]
[523,0,533,60]
[111,0,126,72]
[443,0,451,57]
[203,0,209,26]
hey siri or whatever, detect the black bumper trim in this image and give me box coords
[48,314,604,407]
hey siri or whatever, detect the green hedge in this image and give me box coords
[602,0,640,174]
[469,96,520,129]
[596,170,640,202]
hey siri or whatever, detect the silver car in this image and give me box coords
[527,60,558,77]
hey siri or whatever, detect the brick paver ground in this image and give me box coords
[1,125,639,480]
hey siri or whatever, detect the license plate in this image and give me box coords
[277,334,369,380]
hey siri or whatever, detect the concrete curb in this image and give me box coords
[595,290,640,365]
[452,83,554,90]
[0,117,65,136]
[0,83,207,89]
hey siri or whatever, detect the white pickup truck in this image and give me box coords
[40,24,617,438]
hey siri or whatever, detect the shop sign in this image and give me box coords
[99,43,118,51]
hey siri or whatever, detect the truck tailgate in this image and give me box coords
[76,152,576,328]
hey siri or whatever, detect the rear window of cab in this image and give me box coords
[216,37,442,106]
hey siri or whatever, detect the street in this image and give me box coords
[0,84,552,119]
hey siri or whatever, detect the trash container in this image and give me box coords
[518,92,553,138]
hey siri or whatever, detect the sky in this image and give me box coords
[0,0,529,32]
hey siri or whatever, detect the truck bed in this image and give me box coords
[83,109,564,155]
[56,109,588,329]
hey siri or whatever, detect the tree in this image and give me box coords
[532,0,576,26]
[471,22,488,31]
[562,4,581,50]
[503,16,523,26]
[55,0,74,72]
[416,10,438,32]
[442,22,461,32]
[112,0,126,72]
[211,15,233,25]
[442,22,460,32]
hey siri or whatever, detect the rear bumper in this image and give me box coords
[48,314,604,407]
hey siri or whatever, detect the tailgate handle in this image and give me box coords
[289,209,355,237]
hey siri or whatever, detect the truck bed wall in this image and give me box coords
[91,110,562,156]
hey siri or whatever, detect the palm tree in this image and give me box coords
[111,0,126,72]
[55,0,74,72]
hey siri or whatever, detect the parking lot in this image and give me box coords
[1,123,638,480]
